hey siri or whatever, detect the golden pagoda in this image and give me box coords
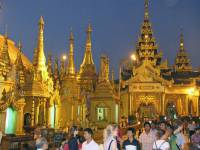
[0,0,199,135]
[78,24,97,93]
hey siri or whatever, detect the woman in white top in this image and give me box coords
[103,124,118,150]
[153,128,170,150]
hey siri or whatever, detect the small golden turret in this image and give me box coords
[81,23,95,67]
[0,33,11,72]
[54,56,59,82]
[15,41,25,85]
[66,30,75,76]
[60,56,66,79]
[79,23,96,76]
[47,53,53,78]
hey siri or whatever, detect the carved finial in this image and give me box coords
[5,24,8,38]
[144,0,149,20]
[180,29,184,51]
[18,40,22,52]
[39,16,44,26]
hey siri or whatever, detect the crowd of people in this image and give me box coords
[32,118,200,150]
[0,117,199,150]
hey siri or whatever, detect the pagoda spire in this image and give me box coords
[66,30,75,76]
[33,16,48,81]
[79,23,96,76]
[135,0,162,66]
[0,33,11,68]
[47,53,53,78]
[179,32,184,51]
[15,41,25,85]
[144,0,149,20]
[54,56,59,82]
[15,40,24,67]
[60,56,66,79]
[81,23,94,66]
[174,31,192,72]
[99,55,109,82]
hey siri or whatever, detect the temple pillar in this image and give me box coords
[185,96,189,115]
[16,99,26,135]
[43,98,47,126]
[31,99,35,126]
[55,105,61,129]
[195,96,199,116]
[71,101,74,122]
[0,110,6,134]
[161,94,165,115]
[35,99,39,125]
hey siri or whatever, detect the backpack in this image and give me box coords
[153,141,166,150]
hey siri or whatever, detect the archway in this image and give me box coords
[96,103,111,122]
[137,103,156,119]
[5,107,17,134]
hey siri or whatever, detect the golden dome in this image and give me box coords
[0,34,32,68]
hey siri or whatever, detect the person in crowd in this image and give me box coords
[191,127,200,150]
[139,122,156,150]
[34,127,42,140]
[173,121,186,150]
[159,121,167,131]
[165,125,180,150]
[68,126,79,150]
[35,137,48,150]
[103,124,118,150]
[188,120,196,139]
[114,125,122,150]
[122,127,140,150]
[153,129,170,150]
[82,128,99,150]
[60,135,69,150]
[151,121,158,136]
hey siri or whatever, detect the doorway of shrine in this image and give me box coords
[137,103,156,119]
[24,113,31,127]
[166,102,177,119]
[5,107,17,134]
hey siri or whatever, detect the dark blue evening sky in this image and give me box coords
[0,0,200,75]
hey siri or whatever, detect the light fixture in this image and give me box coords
[131,54,137,61]
[62,55,67,61]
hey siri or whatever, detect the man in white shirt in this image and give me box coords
[82,128,99,150]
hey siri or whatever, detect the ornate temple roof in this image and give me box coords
[0,35,32,68]
[136,0,162,66]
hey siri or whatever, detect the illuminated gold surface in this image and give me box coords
[0,0,199,134]
[0,35,32,68]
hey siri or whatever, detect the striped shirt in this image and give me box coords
[139,130,156,150]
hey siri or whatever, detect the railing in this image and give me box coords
[0,135,34,150]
